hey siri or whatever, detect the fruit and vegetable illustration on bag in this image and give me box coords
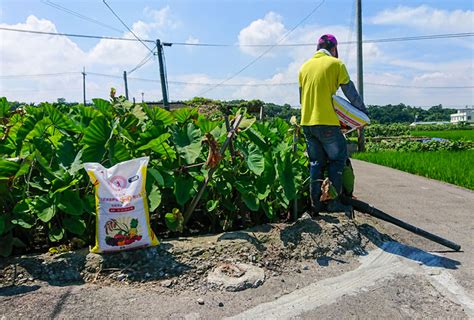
[84,157,159,253]
[104,218,143,247]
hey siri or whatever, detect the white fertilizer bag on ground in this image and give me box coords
[333,95,370,129]
[84,157,159,253]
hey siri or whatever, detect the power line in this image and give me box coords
[1,27,472,47]
[41,0,124,34]
[128,47,157,74]
[0,72,79,78]
[166,32,474,47]
[366,82,474,89]
[0,27,154,42]
[198,0,326,96]
[102,0,154,54]
[4,71,472,89]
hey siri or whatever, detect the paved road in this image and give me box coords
[351,159,474,296]
[227,159,474,319]
[1,160,473,319]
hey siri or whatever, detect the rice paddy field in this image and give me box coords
[352,150,474,190]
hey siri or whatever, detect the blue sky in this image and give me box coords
[0,0,473,107]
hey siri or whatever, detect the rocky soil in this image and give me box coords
[0,213,392,293]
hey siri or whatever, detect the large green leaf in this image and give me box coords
[241,192,259,211]
[15,116,41,154]
[33,196,55,223]
[273,117,290,136]
[245,144,264,176]
[81,117,111,147]
[137,133,175,159]
[245,128,268,151]
[174,175,194,206]
[262,202,276,220]
[196,116,219,133]
[238,116,256,131]
[45,104,81,133]
[79,106,102,119]
[173,108,197,123]
[173,123,202,164]
[57,190,83,215]
[57,139,76,169]
[149,184,161,212]
[49,225,65,242]
[145,106,175,125]
[148,168,165,186]
[63,216,86,235]
[93,98,113,117]
[68,150,83,175]
[110,140,130,164]
[276,152,297,201]
[0,159,20,178]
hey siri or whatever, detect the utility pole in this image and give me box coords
[123,71,129,100]
[156,39,170,110]
[356,0,365,151]
[141,92,144,103]
[82,67,86,105]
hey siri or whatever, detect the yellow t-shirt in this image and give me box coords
[299,50,350,126]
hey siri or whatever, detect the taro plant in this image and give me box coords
[0,95,310,256]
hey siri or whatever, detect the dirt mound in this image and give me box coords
[0,213,389,291]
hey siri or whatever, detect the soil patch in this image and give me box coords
[0,213,392,292]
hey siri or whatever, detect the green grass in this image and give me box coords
[352,150,474,190]
[411,130,474,141]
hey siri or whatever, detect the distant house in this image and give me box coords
[450,108,474,124]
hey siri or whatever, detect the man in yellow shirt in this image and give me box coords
[299,34,367,215]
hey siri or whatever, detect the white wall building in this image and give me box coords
[450,108,473,124]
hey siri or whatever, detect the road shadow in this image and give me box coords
[0,285,41,296]
[2,244,191,287]
[358,223,460,270]
[380,241,460,269]
[94,245,191,283]
[12,250,87,286]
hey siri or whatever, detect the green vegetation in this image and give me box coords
[367,104,456,124]
[0,96,309,256]
[352,150,474,190]
[411,130,474,141]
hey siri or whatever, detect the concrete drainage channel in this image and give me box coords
[223,242,474,320]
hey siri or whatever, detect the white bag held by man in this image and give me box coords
[84,157,159,253]
[333,95,370,129]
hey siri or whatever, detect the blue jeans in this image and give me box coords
[302,125,348,210]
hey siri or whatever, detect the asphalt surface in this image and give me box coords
[351,159,473,296]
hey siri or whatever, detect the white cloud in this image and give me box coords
[89,6,178,66]
[0,15,86,74]
[371,5,474,33]
[238,12,287,56]
[185,36,200,45]
[143,6,178,30]
[0,9,179,102]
